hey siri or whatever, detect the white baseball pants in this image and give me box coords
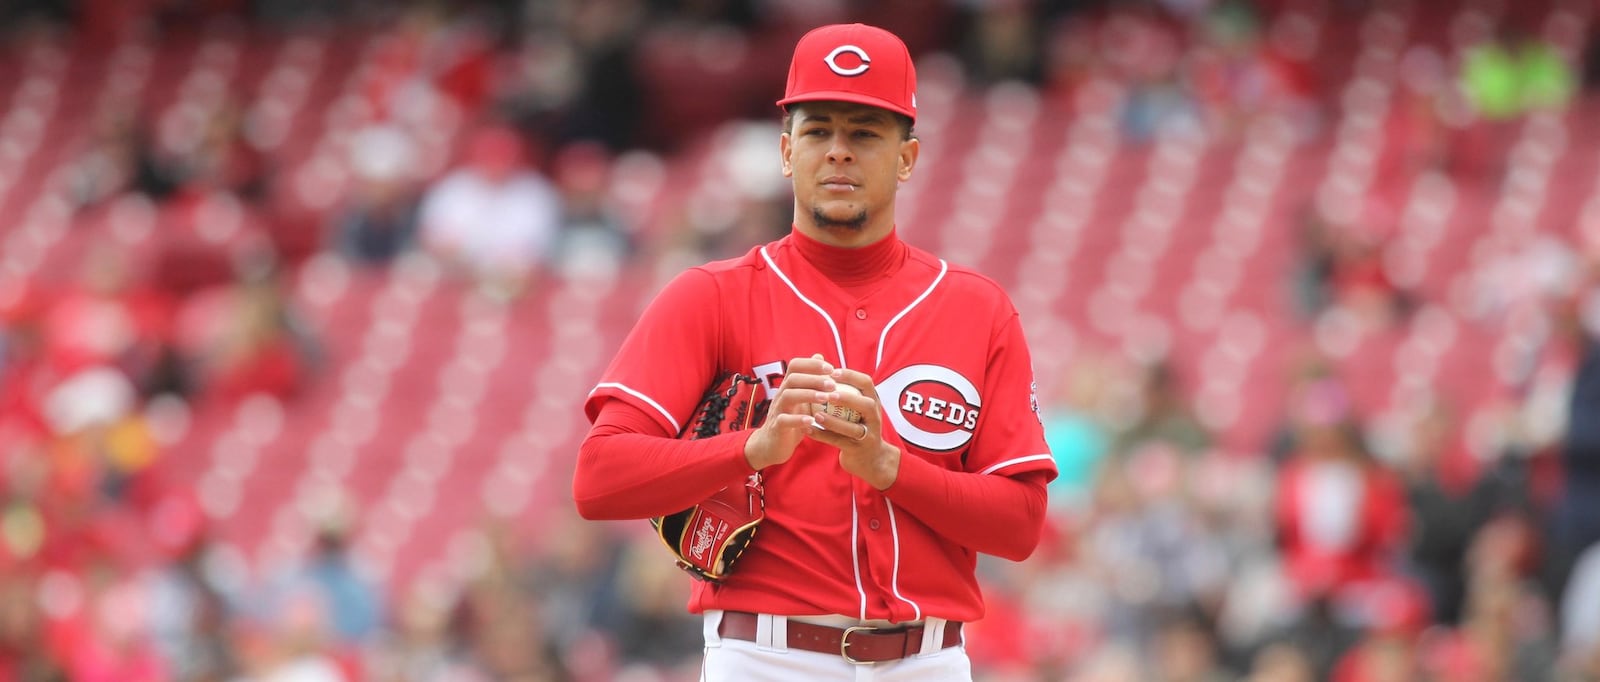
[699,610,973,682]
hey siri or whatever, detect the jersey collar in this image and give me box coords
[788,226,908,287]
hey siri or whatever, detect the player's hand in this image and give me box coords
[744,354,837,470]
[806,367,900,490]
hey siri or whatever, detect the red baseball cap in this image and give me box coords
[777,23,917,122]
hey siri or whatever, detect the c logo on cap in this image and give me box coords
[823,45,871,77]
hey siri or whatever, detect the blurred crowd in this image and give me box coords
[1,0,1599,680]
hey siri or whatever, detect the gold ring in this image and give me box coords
[852,422,869,442]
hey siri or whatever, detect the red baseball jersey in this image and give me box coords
[583,231,1055,623]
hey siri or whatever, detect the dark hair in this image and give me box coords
[782,108,915,141]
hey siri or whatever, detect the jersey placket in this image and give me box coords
[841,295,922,623]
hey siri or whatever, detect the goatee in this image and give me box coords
[812,207,868,232]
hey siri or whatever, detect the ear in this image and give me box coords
[897,138,919,183]
[780,131,794,178]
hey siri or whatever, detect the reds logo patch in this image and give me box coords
[824,44,871,76]
[878,364,981,452]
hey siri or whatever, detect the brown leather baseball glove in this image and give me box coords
[650,372,766,582]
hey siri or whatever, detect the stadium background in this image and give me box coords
[0,0,1598,679]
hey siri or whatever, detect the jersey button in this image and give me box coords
[855,308,867,320]
[868,519,881,530]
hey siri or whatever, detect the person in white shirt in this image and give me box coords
[418,125,562,296]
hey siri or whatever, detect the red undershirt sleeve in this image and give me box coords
[573,398,757,520]
[883,454,1050,561]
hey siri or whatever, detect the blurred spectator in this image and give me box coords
[1150,608,1231,682]
[366,587,490,682]
[1104,8,1200,142]
[607,536,703,675]
[0,571,66,681]
[1066,644,1146,682]
[955,0,1044,86]
[42,365,157,506]
[1186,0,1284,138]
[182,102,272,204]
[1040,350,1120,517]
[1244,641,1315,682]
[1293,202,1409,330]
[1274,594,1363,680]
[65,111,157,210]
[1110,359,1212,459]
[381,4,502,113]
[331,124,423,267]
[524,512,626,675]
[177,254,320,405]
[1081,451,1231,647]
[58,569,168,682]
[1565,644,1600,682]
[449,542,567,681]
[229,601,348,682]
[136,101,272,206]
[1290,206,1338,321]
[267,504,384,650]
[1398,401,1488,624]
[1421,566,1558,682]
[1331,629,1423,682]
[44,242,182,400]
[1273,389,1407,603]
[143,493,241,682]
[418,125,563,298]
[1552,274,1600,601]
[499,0,647,152]
[547,142,635,283]
[1564,541,1600,674]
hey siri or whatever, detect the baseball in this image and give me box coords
[814,383,865,424]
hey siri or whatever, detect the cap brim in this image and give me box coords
[776,91,915,122]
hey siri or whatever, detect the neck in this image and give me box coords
[791,227,905,286]
[793,203,897,249]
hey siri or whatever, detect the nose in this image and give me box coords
[826,131,854,164]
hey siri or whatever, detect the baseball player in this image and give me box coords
[574,23,1057,681]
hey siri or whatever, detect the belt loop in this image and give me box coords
[755,614,787,652]
[918,617,946,657]
[704,610,725,647]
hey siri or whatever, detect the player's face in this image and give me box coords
[781,102,918,247]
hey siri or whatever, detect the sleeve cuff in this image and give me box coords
[884,449,945,505]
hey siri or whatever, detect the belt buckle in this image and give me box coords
[840,625,876,665]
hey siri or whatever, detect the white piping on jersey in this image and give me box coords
[762,245,866,618]
[874,259,948,370]
[979,454,1055,476]
[590,382,681,434]
[851,502,868,620]
[762,247,953,622]
[885,501,922,621]
[871,260,946,621]
[759,246,848,368]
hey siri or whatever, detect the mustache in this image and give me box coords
[812,207,868,231]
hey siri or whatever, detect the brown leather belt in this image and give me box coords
[718,611,963,664]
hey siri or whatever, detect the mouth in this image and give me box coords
[820,176,858,192]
